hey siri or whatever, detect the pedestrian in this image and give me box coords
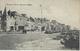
[23,29,27,34]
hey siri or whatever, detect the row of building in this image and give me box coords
[0,7,71,33]
[0,7,33,32]
[45,20,70,33]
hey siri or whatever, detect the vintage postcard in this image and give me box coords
[0,0,79,50]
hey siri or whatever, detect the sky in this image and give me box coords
[0,0,80,29]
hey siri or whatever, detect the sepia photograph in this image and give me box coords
[0,0,79,50]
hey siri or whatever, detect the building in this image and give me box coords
[15,14,28,31]
[6,15,15,31]
[6,11,28,31]
[45,20,71,33]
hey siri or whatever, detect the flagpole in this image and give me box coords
[40,4,43,18]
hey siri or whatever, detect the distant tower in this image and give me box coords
[1,7,7,31]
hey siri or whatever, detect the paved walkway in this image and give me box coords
[0,31,76,50]
[15,38,64,50]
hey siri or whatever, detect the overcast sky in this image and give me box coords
[0,0,80,29]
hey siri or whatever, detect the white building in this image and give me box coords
[6,13,28,31]
[7,16,15,31]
